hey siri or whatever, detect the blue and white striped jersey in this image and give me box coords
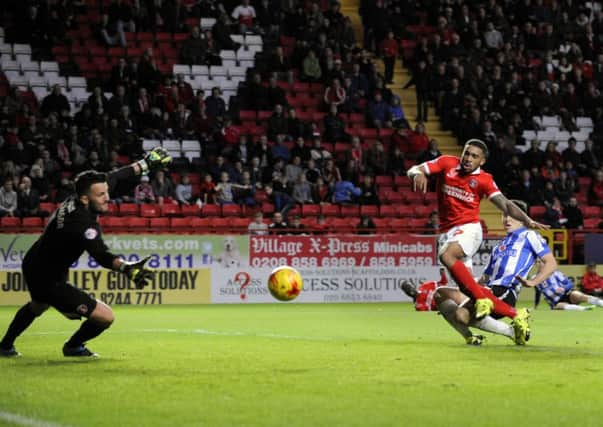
[484,227,551,291]
[536,271,574,308]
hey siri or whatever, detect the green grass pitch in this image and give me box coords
[1,303,602,427]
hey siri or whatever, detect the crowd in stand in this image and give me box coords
[1,0,603,232]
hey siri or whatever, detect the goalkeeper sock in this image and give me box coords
[0,303,38,349]
[586,296,603,307]
[66,320,109,348]
[449,261,517,318]
[562,304,590,311]
[471,316,513,338]
[439,299,472,339]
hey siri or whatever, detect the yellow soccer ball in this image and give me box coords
[267,266,303,301]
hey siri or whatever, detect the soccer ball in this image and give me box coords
[267,266,303,301]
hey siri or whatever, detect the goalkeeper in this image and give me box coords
[0,148,171,358]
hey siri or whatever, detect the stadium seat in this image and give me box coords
[340,205,360,217]
[0,217,21,228]
[529,206,546,219]
[360,205,379,217]
[302,204,321,217]
[584,218,600,229]
[321,204,340,217]
[161,204,182,217]
[379,205,397,217]
[222,204,242,217]
[140,204,160,217]
[583,206,600,218]
[149,217,170,231]
[126,217,149,229]
[202,204,221,216]
[119,203,139,216]
[181,204,201,216]
[170,217,192,231]
[398,206,415,217]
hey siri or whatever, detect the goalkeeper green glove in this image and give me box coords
[137,147,172,174]
[119,256,155,289]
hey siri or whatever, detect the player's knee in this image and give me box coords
[455,307,471,325]
[28,301,49,316]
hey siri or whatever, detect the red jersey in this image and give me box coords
[424,155,500,232]
[582,271,603,293]
[415,281,439,311]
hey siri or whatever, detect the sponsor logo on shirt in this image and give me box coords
[442,184,475,203]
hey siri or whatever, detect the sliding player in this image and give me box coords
[534,269,603,311]
[407,139,548,342]
[435,200,557,345]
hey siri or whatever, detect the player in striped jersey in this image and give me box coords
[434,200,557,345]
[533,269,603,310]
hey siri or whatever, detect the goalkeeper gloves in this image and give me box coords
[137,147,172,174]
[119,256,155,289]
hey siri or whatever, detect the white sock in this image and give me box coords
[439,300,472,339]
[563,304,590,311]
[586,296,603,307]
[471,316,514,338]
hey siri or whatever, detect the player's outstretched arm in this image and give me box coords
[135,147,173,175]
[490,194,550,230]
[406,164,429,193]
[515,253,557,288]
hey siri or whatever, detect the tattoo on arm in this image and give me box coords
[491,194,531,223]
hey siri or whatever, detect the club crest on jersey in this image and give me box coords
[76,304,88,315]
[84,228,98,240]
[469,179,478,188]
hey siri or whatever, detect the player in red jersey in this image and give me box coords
[406,139,548,342]
[402,268,449,311]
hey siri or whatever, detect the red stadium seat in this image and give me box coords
[360,205,379,217]
[202,204,221,217]
[1,217,21,228]
[375,175,394,186]
[119,203,139,216]
[379,205,397,217]
[161,204,182,217]
[181,204,201,216]
[584,218,600,229]
[140,204,160,217]
[222,204,242,217]
[126,217,149,229]
[321,204,340,217]
[149,217,170,230]
[170,217,192,230]
[583,206,601,218]
[340,205,360,217]
[529,206,546,219]
[302,204,321,217]
[398,206,415,217]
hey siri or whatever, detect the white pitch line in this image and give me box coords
[26,328,335,342]
[0,411,72,427]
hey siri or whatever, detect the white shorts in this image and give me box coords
[438,222,483,272]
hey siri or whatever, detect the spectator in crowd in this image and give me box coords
[269,211,289,235]
[543,197,568,228]
[379,30,397,84]
[134,175,156,204]
[563,196,584,229]
[176,174,195,205]
[248,212,268,235]
[289,215,307,235]
[323,104,349,143]
[367,91,390,129]
[332,179,361,204]
[417,139,442,164]
[41,85,70,117]
[589,169,603,207]
[365,141,388,175]
[403,59,430,122]
[17,176,42,218]
[424,210,440,234]
[582,262,603,296]
[265,183,295,217]
[205,87,227,120]
[199,173,216,205]
[357,215,376,235]
[180,26,207,65]
[267,105,288,140]
[151,170,175,205]
[312,176,331,205]
[0,178,18,217]
[323,78,346,109]
[99,13,127,47]
[358,175,379,205]
[231,0,256,34]
[302,50,322,82]
[292,173,313,205]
